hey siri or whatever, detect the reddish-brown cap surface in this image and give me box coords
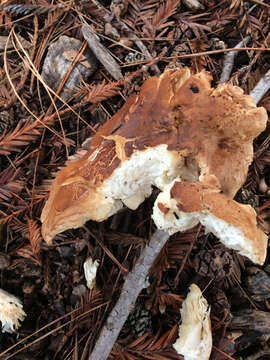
[154,181,268,264]
[41,68,267,243]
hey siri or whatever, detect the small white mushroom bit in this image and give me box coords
[83,257,99,290]
[173,283,212,360]
[41,67,268,264]
[0,288,26,333]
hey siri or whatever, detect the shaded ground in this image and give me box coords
[0,0,270,359]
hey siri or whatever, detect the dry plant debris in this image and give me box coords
[89,230,170,360]
[220,36,250,83]
[81,24,123,81]
[0,0,270,359]
[41,35,97,102]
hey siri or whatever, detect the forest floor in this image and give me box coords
[0,0,270,359]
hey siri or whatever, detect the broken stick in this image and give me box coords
[250,68,270,105]
[220,36,250,83]
[88,230,170,360]
[82,24,123,81]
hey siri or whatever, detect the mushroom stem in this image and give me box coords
[88,230,170,360]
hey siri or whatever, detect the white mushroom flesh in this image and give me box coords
[0,288,26,333]
[173,284,212,360]
[84,258,99,290]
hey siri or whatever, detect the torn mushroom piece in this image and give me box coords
[0,289,26,333]
[153,181,268,265]
[84,257,99,290]
[41,68,267,243]
[173,283,212,360]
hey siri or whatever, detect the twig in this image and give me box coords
[83,226,128,273]
[220,36,250,83]
[117,19,160,74]
[249,68,270,105]
[82,24,123,81]
[80,0,160,74]
[6,16,38,109]
[212,345,236,360]
[249,0,270,8]
[88,229,170,360]
[174,225,200,287]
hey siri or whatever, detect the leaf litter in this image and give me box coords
[0,0,270,359]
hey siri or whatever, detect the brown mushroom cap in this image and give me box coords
[41,68,267,244]
[153,180,268,264]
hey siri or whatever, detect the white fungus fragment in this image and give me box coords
[173,283,212,360]
[84,257,99,289]
[0,288,26,333]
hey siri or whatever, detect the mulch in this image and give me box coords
[0,0,270,359]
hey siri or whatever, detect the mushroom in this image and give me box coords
[84,257,99,290]
[173,283,212,360]
[0,288,26,333]
[41,68,267,244]
[152,180,267,264]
